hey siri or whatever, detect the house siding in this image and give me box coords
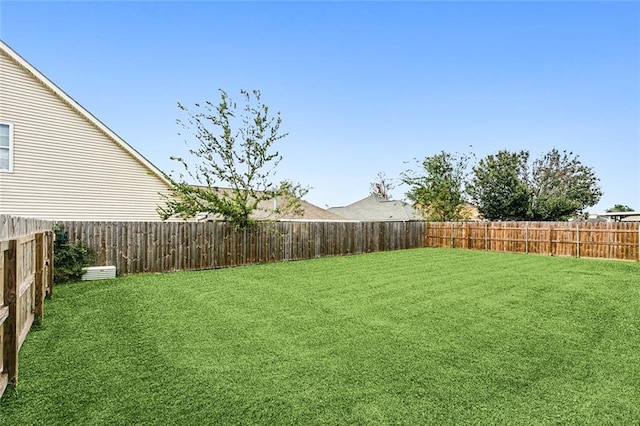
[0,46,173,221]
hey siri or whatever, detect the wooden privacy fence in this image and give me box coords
[62,221,427,275]
[63,220,639,276]
[0,215,54,398]
[426,221,640,261]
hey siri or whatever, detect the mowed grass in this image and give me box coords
[1,248,639,425]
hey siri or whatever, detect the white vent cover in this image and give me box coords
[81,266,116,281]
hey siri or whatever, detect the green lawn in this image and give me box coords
[1,248,639,425]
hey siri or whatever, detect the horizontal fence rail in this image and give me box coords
[0,215,54,398]
[62,221,428,275]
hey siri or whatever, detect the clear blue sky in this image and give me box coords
[1,1,638,212]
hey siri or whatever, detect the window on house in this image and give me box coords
[0,123,13,172]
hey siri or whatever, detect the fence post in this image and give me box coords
[525,223,529,254]
[503,223,507,253]
[34,233,45,326]
[576,222,580,258]
[466,222,471,249]
[3,239,18,388]
[548,223,553,256]
[425,221,428,248]
[450,223,454,248]
[484,222,488,251]
[47,231,54,298]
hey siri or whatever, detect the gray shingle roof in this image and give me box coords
[328,195,422,221]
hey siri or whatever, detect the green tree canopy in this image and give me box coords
[469,148,602,221]
[158,89,307,228]
[606,204,634,212]
[401,151,470,221]
[468,150,531,221]
[530,149,602,220]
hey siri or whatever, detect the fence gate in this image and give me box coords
[0,230,53,398]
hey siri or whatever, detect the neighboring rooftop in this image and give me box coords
[328,194,422,222]
[188,187,345,222]
[251,196,347,221]
[598,211,640,222]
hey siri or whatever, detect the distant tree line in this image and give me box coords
[399,148,603,222]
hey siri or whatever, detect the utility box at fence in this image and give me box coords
[81,266,116,281]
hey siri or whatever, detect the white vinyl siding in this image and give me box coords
[0,47,175,221]
[0,122,12,172]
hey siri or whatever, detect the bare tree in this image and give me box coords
[370,172,395,200]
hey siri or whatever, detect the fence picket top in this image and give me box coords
[0,215,54,241]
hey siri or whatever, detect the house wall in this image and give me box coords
[0,47,172,221]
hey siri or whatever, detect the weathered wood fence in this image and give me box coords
[62,220,639,276]
[62,221,427,274]
[0,215,54,398]
[426,221,640,261]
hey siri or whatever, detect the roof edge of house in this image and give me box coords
[0,39,172,188]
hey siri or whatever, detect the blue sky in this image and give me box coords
[1,1,638,212]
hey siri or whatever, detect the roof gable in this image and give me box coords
[0,39,170,187]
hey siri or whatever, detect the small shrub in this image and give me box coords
[53,224,94,284]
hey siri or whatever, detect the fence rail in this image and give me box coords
[0,215,54,398]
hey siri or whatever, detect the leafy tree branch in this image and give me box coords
[158,89,307,228]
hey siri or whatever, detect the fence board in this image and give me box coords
[2,240,18,391]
